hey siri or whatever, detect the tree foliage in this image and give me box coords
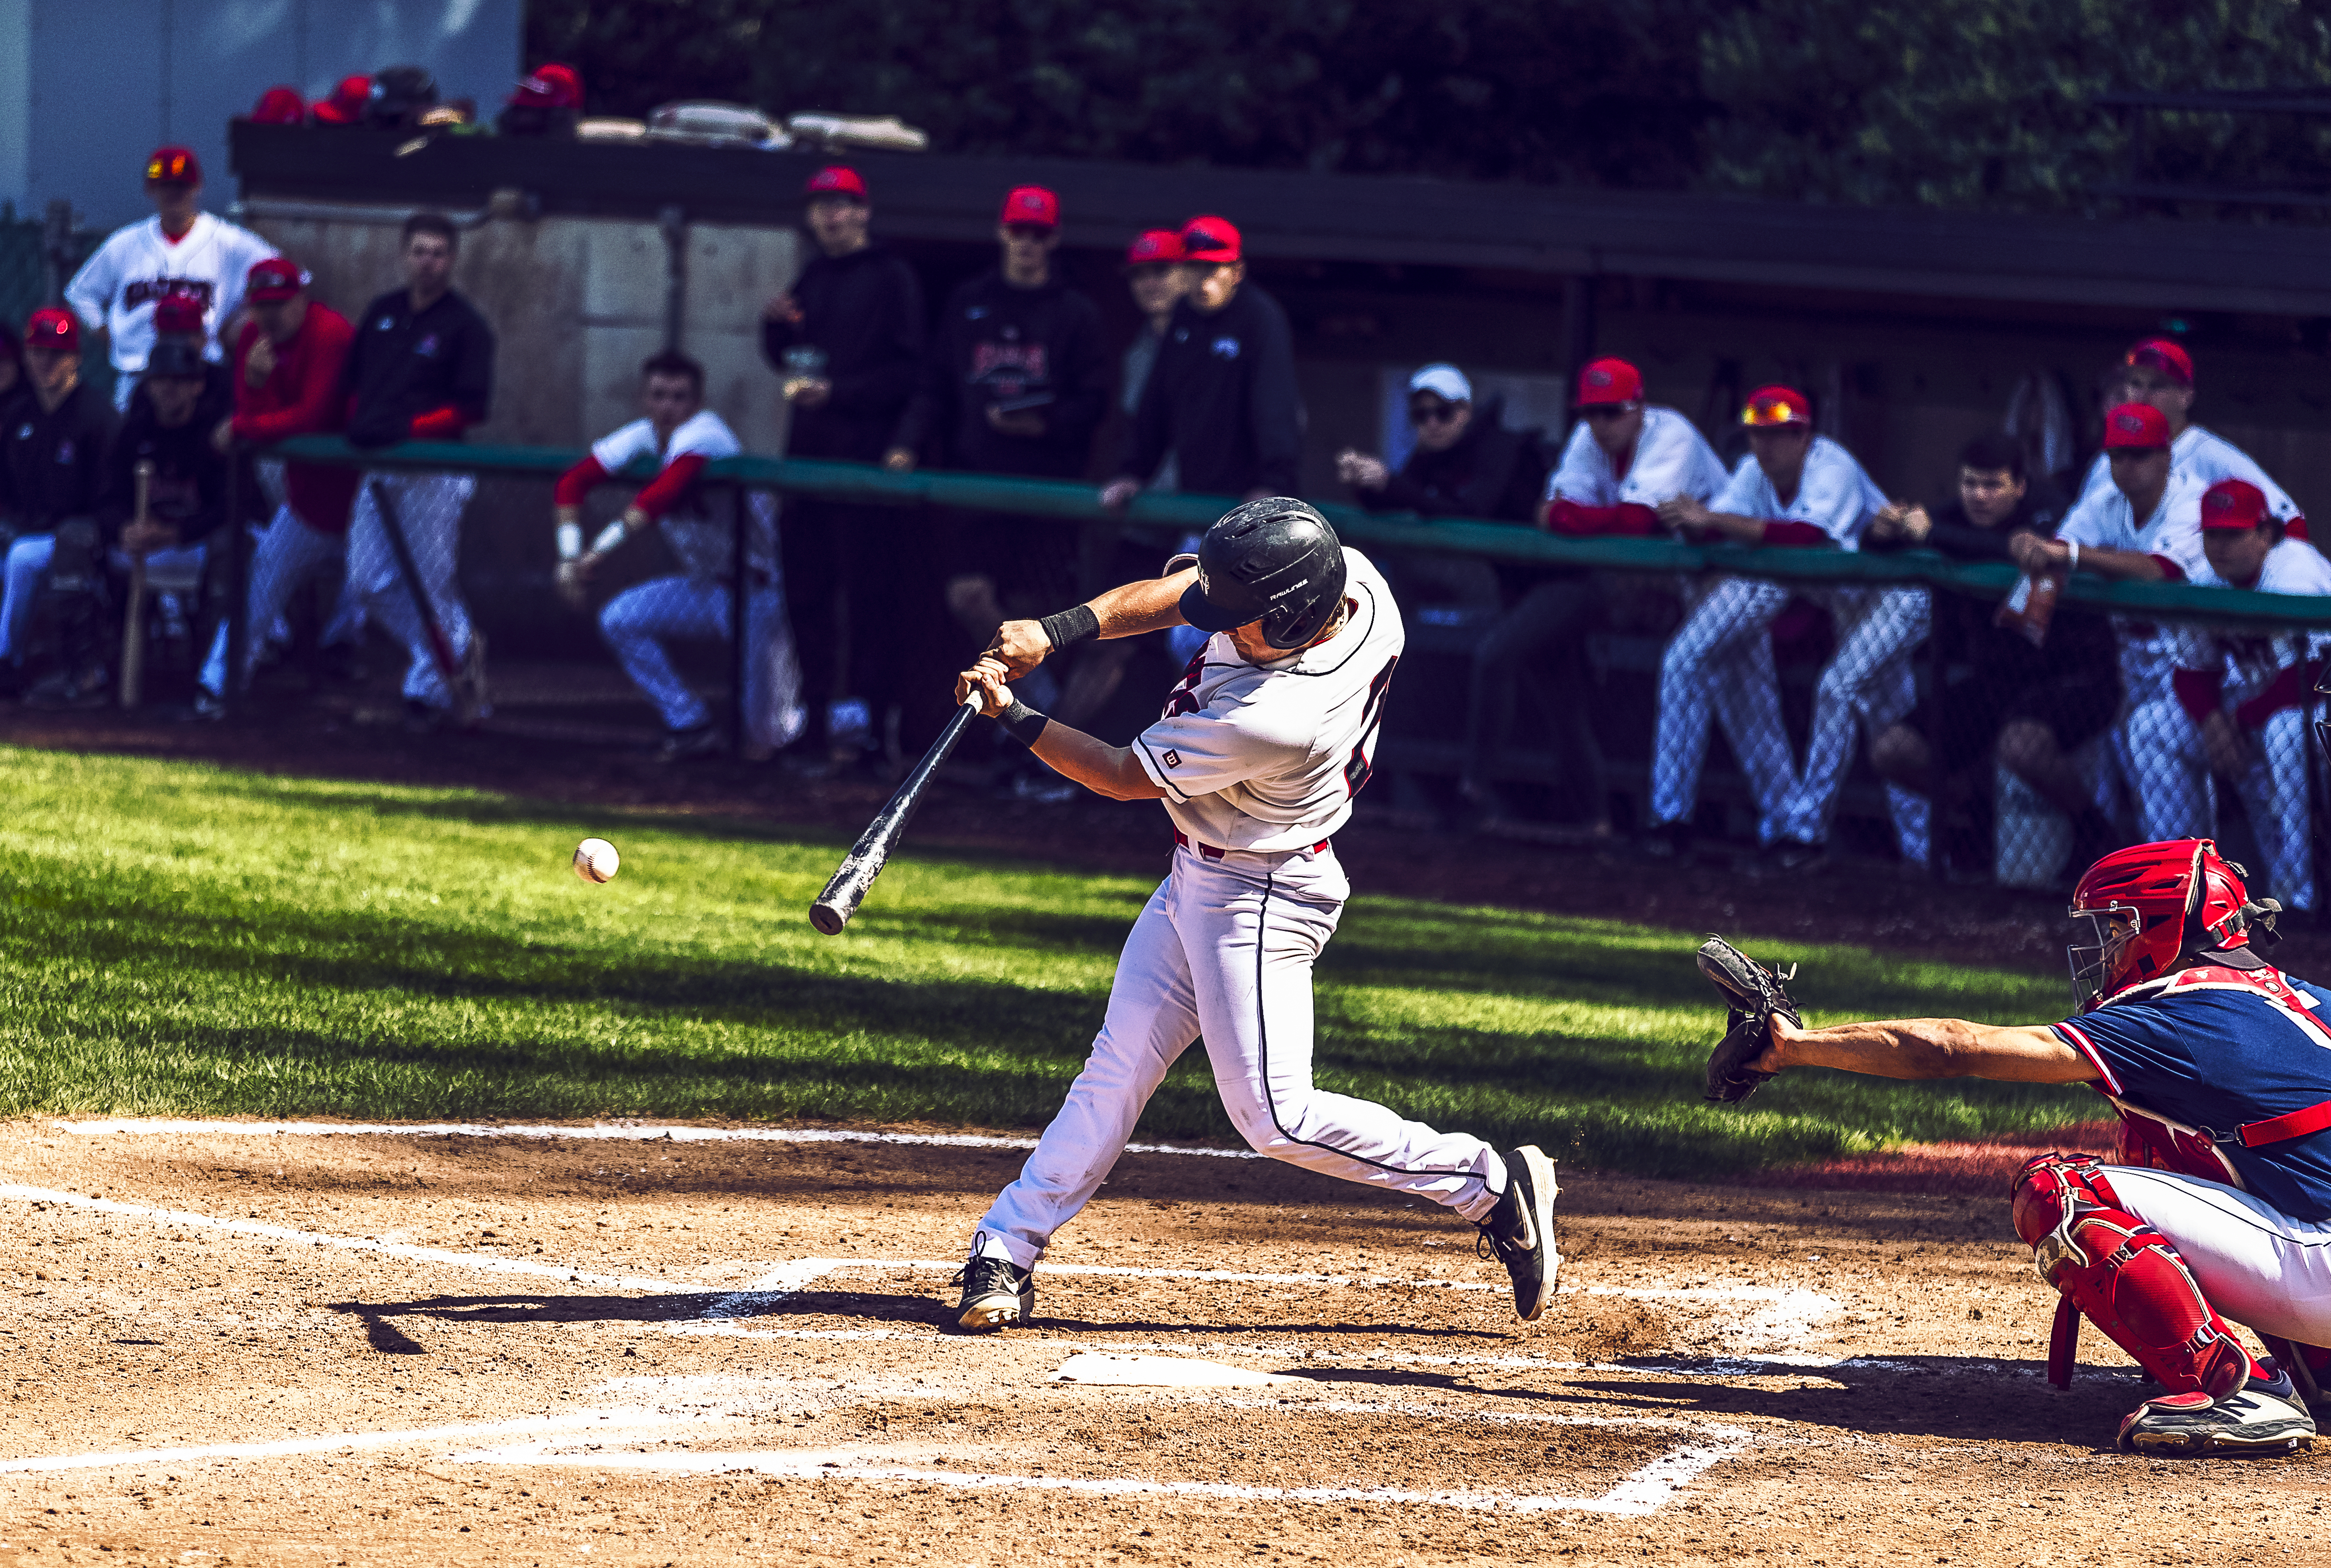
[527,0,2331,214]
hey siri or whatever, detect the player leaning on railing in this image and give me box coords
[1700,838,2331,1456]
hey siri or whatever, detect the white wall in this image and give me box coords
[5,0,521,230]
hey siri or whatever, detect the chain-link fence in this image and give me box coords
[40,436,2312,899]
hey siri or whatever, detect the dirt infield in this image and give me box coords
[2,1120,2325,1567]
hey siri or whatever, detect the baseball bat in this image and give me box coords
[366,478,467,706]
[810,691,984,935]
[118,460,154,709]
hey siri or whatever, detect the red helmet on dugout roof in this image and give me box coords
[2067,839,2279,1012]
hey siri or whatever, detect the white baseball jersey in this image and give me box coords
[2072,425,2304,528]
[2059,469,2209,577]
[1546,405,1729,507]
[1132,548,1403,852]
[63,213,278,374]
[589,409,774,580]
[2178,538,2331,694]
[1710,435,1885,548]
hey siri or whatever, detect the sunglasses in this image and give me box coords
[1741,398,1805,428]
[145,154,195,183]
[1409,401,1462,426]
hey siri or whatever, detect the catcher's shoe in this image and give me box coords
[952,1255,1034,1332]
[2118,1368,2316,1455]
[1477,1145,1560,1320]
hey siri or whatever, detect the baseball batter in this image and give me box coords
[1703,839,2330,1455]
[64,146,277,410]
[948,498,1557,1331]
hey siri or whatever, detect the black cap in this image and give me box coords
[1178,497,1348,649]
[144,336,206,379]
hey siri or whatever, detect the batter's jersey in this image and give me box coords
[588,409,773,580]
[1546,406,1728,508]
[2052,964,2331,1219]
[1133,547,1404,853]
[1709,434,1885,549]
[2072,425,2304,531]
[2058,470,2208,576]
[64,214,277,375]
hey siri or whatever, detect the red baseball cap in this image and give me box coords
[511,62,582,109]
[25,307,78,354]
[1741,385,1811,428]
[2125,337,2194,387]
[2201,478,2269,531]
[805,166,868,202]
[1573,357,1644,408]
[2102,401,2171,450]
[144,145,201,186]
[152,297,206,336]
[1124,229,1185,267]
[250,86,306,125]
[313,75,371,125]
[1000,185,1059,230]
[1180,215,1241,263]
[246,256,309,302]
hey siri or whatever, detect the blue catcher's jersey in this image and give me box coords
[2051,964,2331,1220]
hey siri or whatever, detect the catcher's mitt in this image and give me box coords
[1695,935,1800,1104]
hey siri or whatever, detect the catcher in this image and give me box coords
[1699,838,2331,1456]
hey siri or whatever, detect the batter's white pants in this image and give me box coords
[1779,586,1930,856]
[598,575,805,750]
[2104,1164,2331,1350]
[345,471,476,709]
[972,842,1510,1269]
[2142,704,2316,912]
[198,506,352,698]
[1650,577,1798,843]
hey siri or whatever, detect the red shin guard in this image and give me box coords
[2011,1153,2261,1395]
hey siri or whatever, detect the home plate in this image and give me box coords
[1053,1352,1297,1388]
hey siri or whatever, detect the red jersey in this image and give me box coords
[229,304,360,535]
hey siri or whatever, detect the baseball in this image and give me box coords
[573,837,620,883]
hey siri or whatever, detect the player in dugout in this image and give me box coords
[553,350,803,763]
[0,309,119,703]
[1705,838,2331,1456]
[2066,339,2306,543]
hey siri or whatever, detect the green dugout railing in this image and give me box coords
[261,434,2331,632]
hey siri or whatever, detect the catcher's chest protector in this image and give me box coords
[2012,1153,2253,1396]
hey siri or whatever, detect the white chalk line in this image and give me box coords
[53,1119,1261,1161]
[0,1408,677,1476]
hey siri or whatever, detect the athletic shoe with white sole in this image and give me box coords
[1476,1144,1559,1320]
[2118,1368,2317,1455]
[952,1255,1035,1332]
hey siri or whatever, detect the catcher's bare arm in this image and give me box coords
[986,568,1198,678]
[1753,1015,2100,1084]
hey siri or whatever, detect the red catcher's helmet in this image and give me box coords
[2067,839,2274,1011]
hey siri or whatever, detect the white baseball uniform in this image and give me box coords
[2071,426,2306,536]
[2060,471,2210,843]
[1651,435,1893,847]
[970,548,1510,1271]
[2156,540,2331,911]
[584,410,805,750]
[1545,405,1731,510]
[63,213,277,408]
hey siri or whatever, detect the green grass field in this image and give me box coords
[0,747,2096,1178]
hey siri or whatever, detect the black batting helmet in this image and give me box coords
[1176,497,1347,649]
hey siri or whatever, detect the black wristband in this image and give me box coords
[996,699,1050,748]
[1036,603,1100,652]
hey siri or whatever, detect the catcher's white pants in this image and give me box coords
[2102,1165,2331,1350]
[345,471,476,709]
[971,841,1509,1269]
[1650,577,1798,843]
[1779,586,1930,856]
[598,575,805,750]
[2146,704,2316,912]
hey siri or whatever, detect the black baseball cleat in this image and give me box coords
[1477,1145,1559,1320]
[952,1255,1035,1332]
[2118,1367,2316,1455]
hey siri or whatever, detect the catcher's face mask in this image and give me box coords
[2066,902,2142,1012]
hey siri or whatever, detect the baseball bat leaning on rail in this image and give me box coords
[366,478,470,718]
[810,690,985,935]
[118,459,155,708]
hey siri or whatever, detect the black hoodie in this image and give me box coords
[106,362,240,546]
[1352,396,1547,525]
[0,380,117,530]
[761,243,925,464]
[889,267,1110,479]
[1116,283,1302,497]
